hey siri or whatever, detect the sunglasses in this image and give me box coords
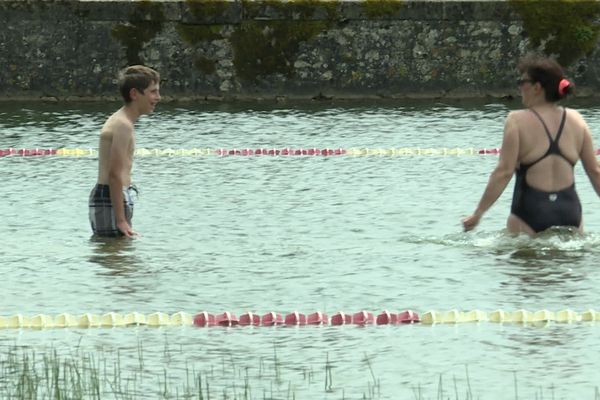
[517,78,534,86]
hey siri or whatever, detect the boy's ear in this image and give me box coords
[129,87,139,101]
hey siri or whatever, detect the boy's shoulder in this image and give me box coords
[103,109,134,135]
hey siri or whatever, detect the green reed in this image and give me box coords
[0,343,594,400]
[0,342,316,399]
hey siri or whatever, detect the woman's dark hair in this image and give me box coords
[517,55,574,102]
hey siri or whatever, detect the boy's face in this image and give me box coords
[132,82,161,114]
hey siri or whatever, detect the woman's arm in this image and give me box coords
[578,114,600,197]
[462,112,520,231]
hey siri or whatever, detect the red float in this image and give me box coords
[216,311,238,326]
[376,310,398,325]
[307,311,328,325]
[193,312,216,327]
[352,311,375,325]
[261,312,284,326]
[239,312,260,326]
[330,311,352,325]
[284,311,307,325]
[398,310,420,323]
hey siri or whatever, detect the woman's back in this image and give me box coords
[514,106,585,192]
[463,55,600,235]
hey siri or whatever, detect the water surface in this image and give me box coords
[2,100,600,398]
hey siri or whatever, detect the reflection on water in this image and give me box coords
[408,229,597,303]
[508,325,579,350]
[88,236,142,277]
[504,229,587,270]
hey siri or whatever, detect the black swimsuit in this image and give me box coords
[510,108,581,233]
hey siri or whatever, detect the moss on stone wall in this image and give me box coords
[177,1,229,75]
[176,0,339,79]
[510,0,600,66]
[111,1,165,65]
[243,0,338,20]
[186,0,233,19]
[195,57,217,74]
[231,0,337,81]
[362,0,404,19]
[176,24,224,44]
[230,20,329,81]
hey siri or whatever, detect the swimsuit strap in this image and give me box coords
[529,107,567,145]
[555,107,567,144]
[524,107,573,168]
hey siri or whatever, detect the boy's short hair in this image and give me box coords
[118,65,160,103]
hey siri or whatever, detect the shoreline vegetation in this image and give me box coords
[0,342,598,400]
[0,341,372,400]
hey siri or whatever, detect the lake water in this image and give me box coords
[2,99,600,399]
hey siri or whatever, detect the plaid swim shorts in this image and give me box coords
[88,184,136,237]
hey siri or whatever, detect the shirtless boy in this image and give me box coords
[89,65,161,237]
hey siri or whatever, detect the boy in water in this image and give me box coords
[89,65,161,237]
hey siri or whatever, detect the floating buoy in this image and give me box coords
[78,313,100,328]
[147,312,171,326]
[421,311,442,324]
[352,311,374,325]
[125,312,147,326]
[398,310,420,323]
[101,312,125,327]
[8,315,30,328]
[31,314,54,329]
[330,311,352,325]
[216,312,238,327]
[463,310,486,322]
[1,309,599,330]
[581,309,598,321]
[239,312,261,326]
[284,311,307,326]
[512,309,532,323]
[376,310,398,325]
[442,310,463,323]
[556,309,577,323]
[0,147,517,158]
[532,310,555,323]
[261,312,284,326]
[55,313,78,328]
[171,312,193,326]
[307,312,328,325]
[489,310,511,323]
[193,312,216,327]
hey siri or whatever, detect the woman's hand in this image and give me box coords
[462,213,482,232]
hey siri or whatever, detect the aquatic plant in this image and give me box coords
[0,343,596,399]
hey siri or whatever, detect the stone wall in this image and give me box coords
[1,0,599,101]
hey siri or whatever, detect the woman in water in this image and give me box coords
[463,55,600,235]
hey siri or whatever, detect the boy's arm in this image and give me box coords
[108,125,135,237]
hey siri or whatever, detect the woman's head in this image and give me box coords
[517,55,574,102]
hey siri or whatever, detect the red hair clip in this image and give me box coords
[558,78,570,95]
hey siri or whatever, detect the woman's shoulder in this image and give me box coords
[506,109,532,118]
[563,106,583,118]
[505,109,529,124]
[563,107,589,129]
